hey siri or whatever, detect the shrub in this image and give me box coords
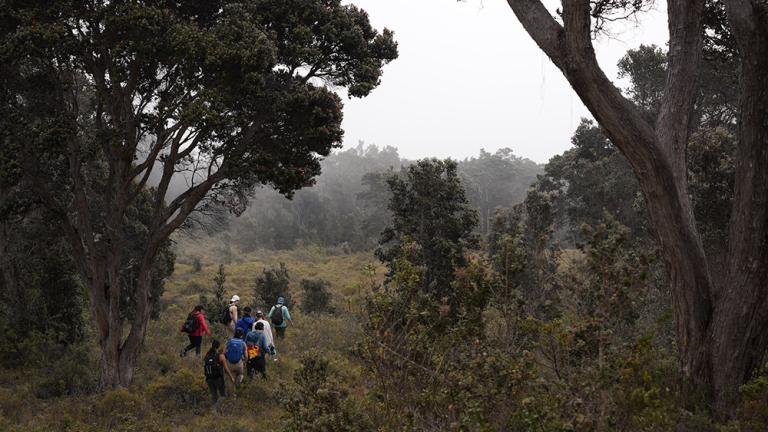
[33,342,97,399]
[300,278,333,314]
[281,352,372,432]
[93,388,146,430]
[253,263,293,309]
[0,387,28,425]
[200,264,228,324]
[192,257,203,273]
[146,369,208,413]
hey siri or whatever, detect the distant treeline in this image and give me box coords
[210,143,541,251]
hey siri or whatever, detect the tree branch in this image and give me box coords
[505,0,566,65]
[657,0,706,171]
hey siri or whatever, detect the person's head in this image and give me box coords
[193,305,204,312]
[277,296,285,305]
[243,306,252,315]
[255,321,264,331]
[255,309,264,318]
[230,294,240,304]
[235,328,244,338]
[208,339,221,355]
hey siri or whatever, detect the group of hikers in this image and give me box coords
[179,294,293,403]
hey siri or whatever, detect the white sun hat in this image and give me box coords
[230,295,240,303]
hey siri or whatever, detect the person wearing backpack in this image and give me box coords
[223,295,240,338]
[244,321,270,379]
[268,296,292,341]
[236,306,255,338]
[180,305,211,357]
[203,339,234,404]
[225,328,247,391]
[254,309,277,362]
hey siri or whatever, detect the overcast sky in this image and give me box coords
[338,0,669,164]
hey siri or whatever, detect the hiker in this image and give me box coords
[223,295,240,338]
[225,328,247,390]
[245,321,270,379]
[236,306,255,338]
[180,305,211,357]
[268,296,293,341]
[203,339,235,404]
[254,309,277,361]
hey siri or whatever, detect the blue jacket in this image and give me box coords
[236,315,255,336]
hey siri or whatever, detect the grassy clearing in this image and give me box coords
[0,240,384,431]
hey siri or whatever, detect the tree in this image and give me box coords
[376,159,478,303]
[459,148,541,237]
[254,263,293,310]
[358,170,395,243]
[538,119,646,242]
[200,264,227,324]
[0,0,397,388]
[501,0,768,416]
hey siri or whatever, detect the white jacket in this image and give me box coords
[254,318,274,347]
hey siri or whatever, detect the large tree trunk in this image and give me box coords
[709,3,768,416]
[90,264,154,388]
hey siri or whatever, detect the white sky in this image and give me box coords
[338,0,669,164]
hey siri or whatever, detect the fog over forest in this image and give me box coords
[188,144,542,253]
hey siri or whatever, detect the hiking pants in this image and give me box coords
[184,335,202,355]
[247,356,266,379]
[227,360,244,393]
[206,376,226,403]
[275,326,286,340]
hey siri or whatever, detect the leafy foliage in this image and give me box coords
[300,278,333,315]
[0,0,397,385]
[253,263,293,310]
[282,353,372,432]
[200,264,228,323]
[376,159,479,303]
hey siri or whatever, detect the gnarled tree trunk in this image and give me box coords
[503,0,768,418]
[709,2,768,415]
[83,256,157,388]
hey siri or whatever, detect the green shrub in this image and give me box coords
[200,264,228,324]
[146,369,208,413]
[254,263,293,309]
[192,257,203,273]
[733,375,768,431]
[281,352,372,432]
[300,278,333,314]
[93,388,146,430]
[0,387,29,425]
[33,342,97,399]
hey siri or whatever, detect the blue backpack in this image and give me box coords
[225,339,245,364]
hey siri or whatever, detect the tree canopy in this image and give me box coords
[0,0,397,387]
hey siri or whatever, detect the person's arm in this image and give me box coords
[220,353,235,383]
[265,323,274,346]
[260,334,269,356]
[230,305,238,323]
[284,306,292,325]
[200,314,211,336]
[267,306,275,318]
